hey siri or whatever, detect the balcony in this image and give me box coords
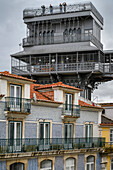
[62,104,80,120]
[5,97,31,114]
[0,137,105,154]
[12,62,104,76]
[23,2,103,24]
[23,33,103,50]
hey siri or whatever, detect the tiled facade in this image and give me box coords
[0,71,104,170]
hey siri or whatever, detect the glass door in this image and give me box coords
[10,85,22,111]
[9,121,22,152]
[85,124,93,147]
[64,124,73,149]
[39,123,50,150]
[65,93,73,115]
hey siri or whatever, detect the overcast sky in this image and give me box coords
[0,0,113,102]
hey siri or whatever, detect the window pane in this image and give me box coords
[45,123,49,138]
[10,86,14,97]
[40,124,44,139]
[16,86,21,98]
[16,123,21,139]
[40,160,52,169]
[87,156,94,163]
[9,122,14,139]
[65,125,68,138]
[65,158,75,169]
[91,164,94,170]
[10,163,24,170]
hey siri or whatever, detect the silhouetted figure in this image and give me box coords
[41,5,45,15]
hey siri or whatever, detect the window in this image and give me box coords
[40,160,52,170]
[65,93,73,114]
[10,84,22,111]
[64,124,73,139]
[39,123,50,150]
[86,156,95,170]
[85,124,93,138]
[111,159,113,170]
[10,162,24,170]
[110,129,113,142]
[10,84,21,98]
[9,121,22,151]
[39,122,50,139]
[65,158,75,170]
[85,29,93,35]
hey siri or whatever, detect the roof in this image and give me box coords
[30,84,62,104]
[11,45,98,57]
[0,71,36,83]
[100,115,113,126]
[99,103,113,107]
[79,100,102,109]
[34,82,82,91]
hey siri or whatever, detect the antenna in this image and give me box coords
[33,93,36,102]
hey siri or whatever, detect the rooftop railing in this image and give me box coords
[23,2,103,24]
[23,33,103,50]
[5,97,31,113]
[62,104,80,117]
[0,137,105,153]
[12,62,104,75]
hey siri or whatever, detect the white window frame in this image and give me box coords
[65,157,75,170]
[85,123,93,138]
[10,84,22,98]
[65,93,73,114]
[86,156,95,170]
[40,160,52,170]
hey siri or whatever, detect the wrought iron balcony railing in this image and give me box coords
[0,137,105,153]
[12,62,104,75]
[5,97,31,113]
[62,104,80,117]
[23,2,103,24]
[23,33,103,50]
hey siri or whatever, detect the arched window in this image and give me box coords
[69,29,73,42]
[40,160,52,170]
[77,28,81,41]
[51,30,54,43]
[65,158,75,170]
[43,31,46,44]
[47,31,50,44]
[39,32,42,44]
[111,159,113,170]
[86,156,95,170]
[10,162,24,170]
[63,29,68,42]
[73,28,76,41]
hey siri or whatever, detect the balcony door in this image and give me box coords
[65,93,73,115]
[85,124,93,147]
[39,123,50,150]
[10,85,22,111]
[9,121,22,152]
[64,124,73,149]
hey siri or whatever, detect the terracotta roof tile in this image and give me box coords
[30,84,60,104]
[35,82,82,91]
[79,100,102,109]
[100,123,113,126]
[0,71,35,82]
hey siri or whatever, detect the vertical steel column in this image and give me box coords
[49,54,51,72]
[56,53,57,73]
